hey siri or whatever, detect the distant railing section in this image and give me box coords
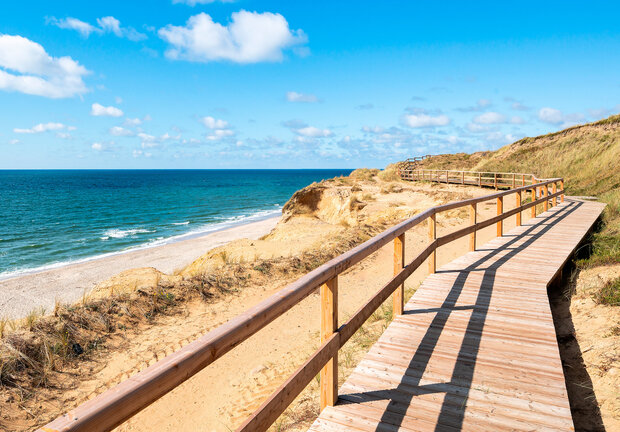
[396,155,431,173]
[400,168,542,190]
[39,172,565,432]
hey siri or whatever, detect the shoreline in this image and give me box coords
[0,215,280,319]
[0,209,282,282]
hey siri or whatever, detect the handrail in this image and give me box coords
[38,172,565,432]
[399,168,546,190]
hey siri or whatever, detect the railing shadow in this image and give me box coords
[338,200,583,431]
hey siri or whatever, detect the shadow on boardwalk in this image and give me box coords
[338,200,583,431]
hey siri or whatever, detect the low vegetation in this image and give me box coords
[592,276,620,306]
[416,113,620,272]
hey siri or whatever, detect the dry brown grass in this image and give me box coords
[349,168,379,182]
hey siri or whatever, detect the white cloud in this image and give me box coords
[201,116,229,129]
[538,107,563,124]
[286,91,318,103]
[49,16,146,41]
[109,126,134,136]
[138,132,155,141]
[0,35,89,98]
[133,149,152,158]
[510,116,525,124]
[92,142,104,151]
[402,114,450,128]
[97,16,122,37]
[473,112,506,124]
[124,116,149,126]
[511,102,530,111]
[46,17,98,37]
[91,103,124,117]
[158,11,307,63]
[137,131,179,146]
[466,123,488,133]
[456,99,492,112]
[206,129,235,141]
[362,126,385,134]
[295,126,332,137]
[14,122,71,133]
[9,139,20,145]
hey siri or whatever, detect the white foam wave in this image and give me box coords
[100,228,154,241]
[172,221,190,226]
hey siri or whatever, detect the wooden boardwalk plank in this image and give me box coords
[309,198,605,432]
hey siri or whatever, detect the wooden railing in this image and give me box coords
[396,155,431,172]
[38,173,565,432]
[400,168,539,190]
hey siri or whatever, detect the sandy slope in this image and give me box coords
[32,181,515,432]
[0,217,278,319]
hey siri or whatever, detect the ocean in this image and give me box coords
[0,169,353,279]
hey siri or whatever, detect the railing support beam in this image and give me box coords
[516,190,522,226]
[320,277,338,410]
[469,203,476,251]
[552,182,557,207]
[428,214,436,274]
[497,196,503,236]
[393,234,405,316]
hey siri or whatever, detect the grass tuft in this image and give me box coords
[592,276,620,306]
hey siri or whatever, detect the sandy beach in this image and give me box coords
[0,216,279,319]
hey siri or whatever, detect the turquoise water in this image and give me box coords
[0,169,352,278]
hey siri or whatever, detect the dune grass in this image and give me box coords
[415,113,620,271]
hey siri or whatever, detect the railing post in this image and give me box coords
[512,174,516,189]
[560,180,564,203]
[516,190,522,226]
[543,184,549,211]
[494,173,498,190]
[531,174,535,186]
[497,196,503,236]
[531,188,536,218]
[469,203,476,251]
[478,172,481,187]
[393,234,405,316]
[552,182,557,207]
[521,174,525,186]
[445,170,449,184]
[320,277,338,411]
[461,171,464,185]
[428,213,436,274]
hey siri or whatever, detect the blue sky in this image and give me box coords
[1,1,619,169]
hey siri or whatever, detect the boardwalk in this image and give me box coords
[310,199,605,432]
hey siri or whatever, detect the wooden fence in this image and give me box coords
[38,173,565,432]
[400,168,541,190]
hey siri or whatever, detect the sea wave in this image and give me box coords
[100,228,155,241]
[0,207,282,281]
[172,221,190,226]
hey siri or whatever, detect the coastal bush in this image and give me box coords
[592,276,620,306]
[349,168,379,181]
[377,164,400,182]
